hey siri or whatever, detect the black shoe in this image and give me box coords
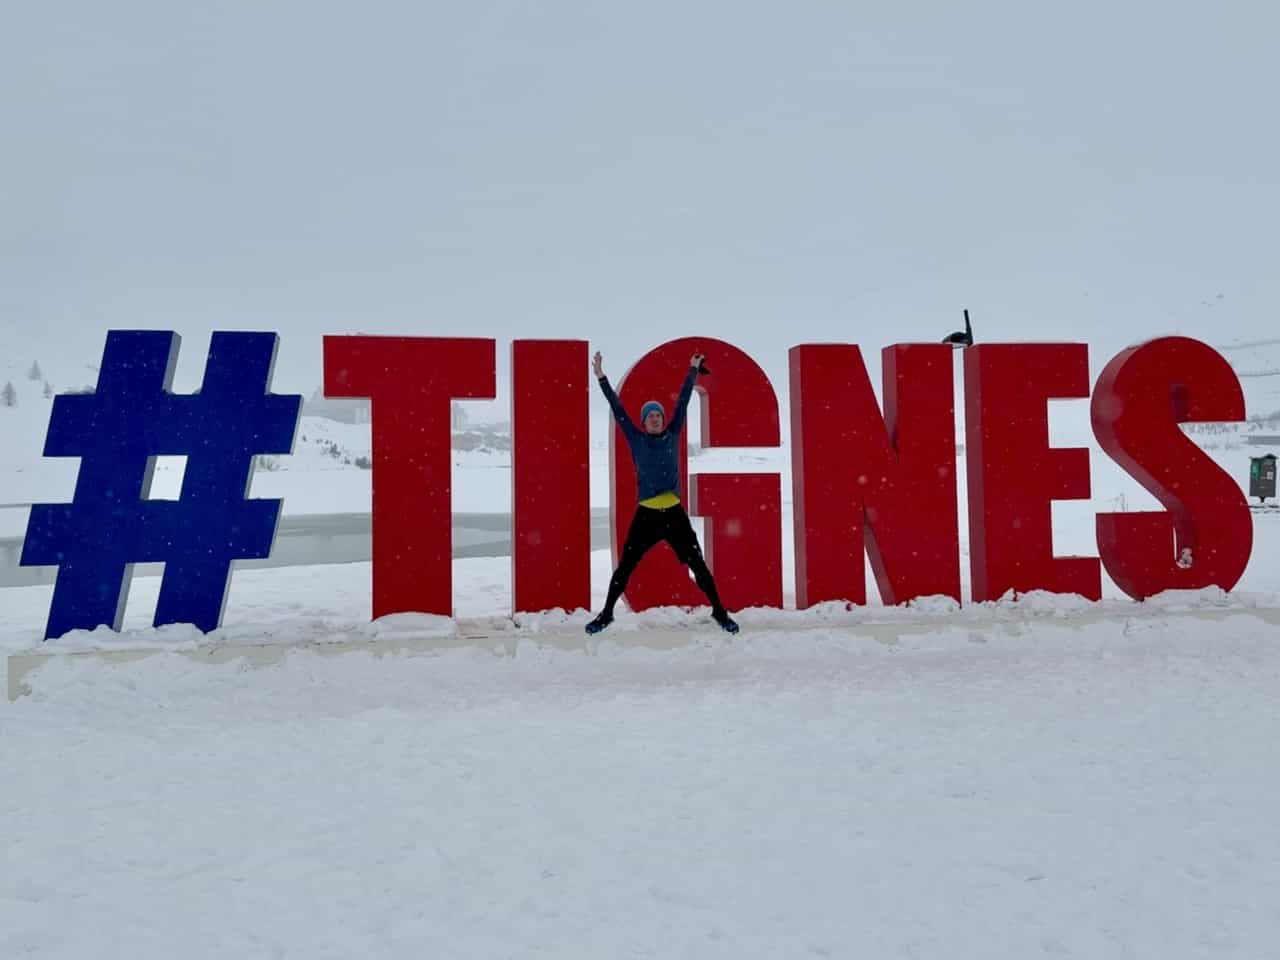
[585,612,614,635]
[711,609,739,634]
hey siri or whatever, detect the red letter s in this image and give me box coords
[1092,337,1251,598]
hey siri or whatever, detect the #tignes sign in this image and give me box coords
[20,331,1251,640]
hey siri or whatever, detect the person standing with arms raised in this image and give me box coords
[586,350,739,635]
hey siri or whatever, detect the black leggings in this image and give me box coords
[602,504,726,615]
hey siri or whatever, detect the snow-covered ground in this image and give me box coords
[4,529,1280,957]
[3,575,1279,958]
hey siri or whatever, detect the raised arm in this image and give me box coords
[593,352,641,440]
[666,354,703,436]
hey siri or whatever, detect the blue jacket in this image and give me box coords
[599,368,698,502]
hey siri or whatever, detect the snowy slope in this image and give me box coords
[1217,337,1280,421]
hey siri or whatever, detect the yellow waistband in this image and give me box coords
[638,491,681,510]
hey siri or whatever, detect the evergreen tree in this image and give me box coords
[2,382,16,407]
[28,360,42,381]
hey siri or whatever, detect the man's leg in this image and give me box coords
[588,507,662,631]
[662,506,737,631]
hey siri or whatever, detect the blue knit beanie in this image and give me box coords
[640,400,665,423]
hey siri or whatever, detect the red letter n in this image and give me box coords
[790,343,960,608]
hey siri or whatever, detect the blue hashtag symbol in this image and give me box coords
[21,331,301,639]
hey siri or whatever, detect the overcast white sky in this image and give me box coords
[2,1,1277,418]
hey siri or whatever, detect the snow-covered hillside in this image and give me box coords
[1217,337,1280,421]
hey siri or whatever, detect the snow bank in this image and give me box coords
[3,609,1278,958]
